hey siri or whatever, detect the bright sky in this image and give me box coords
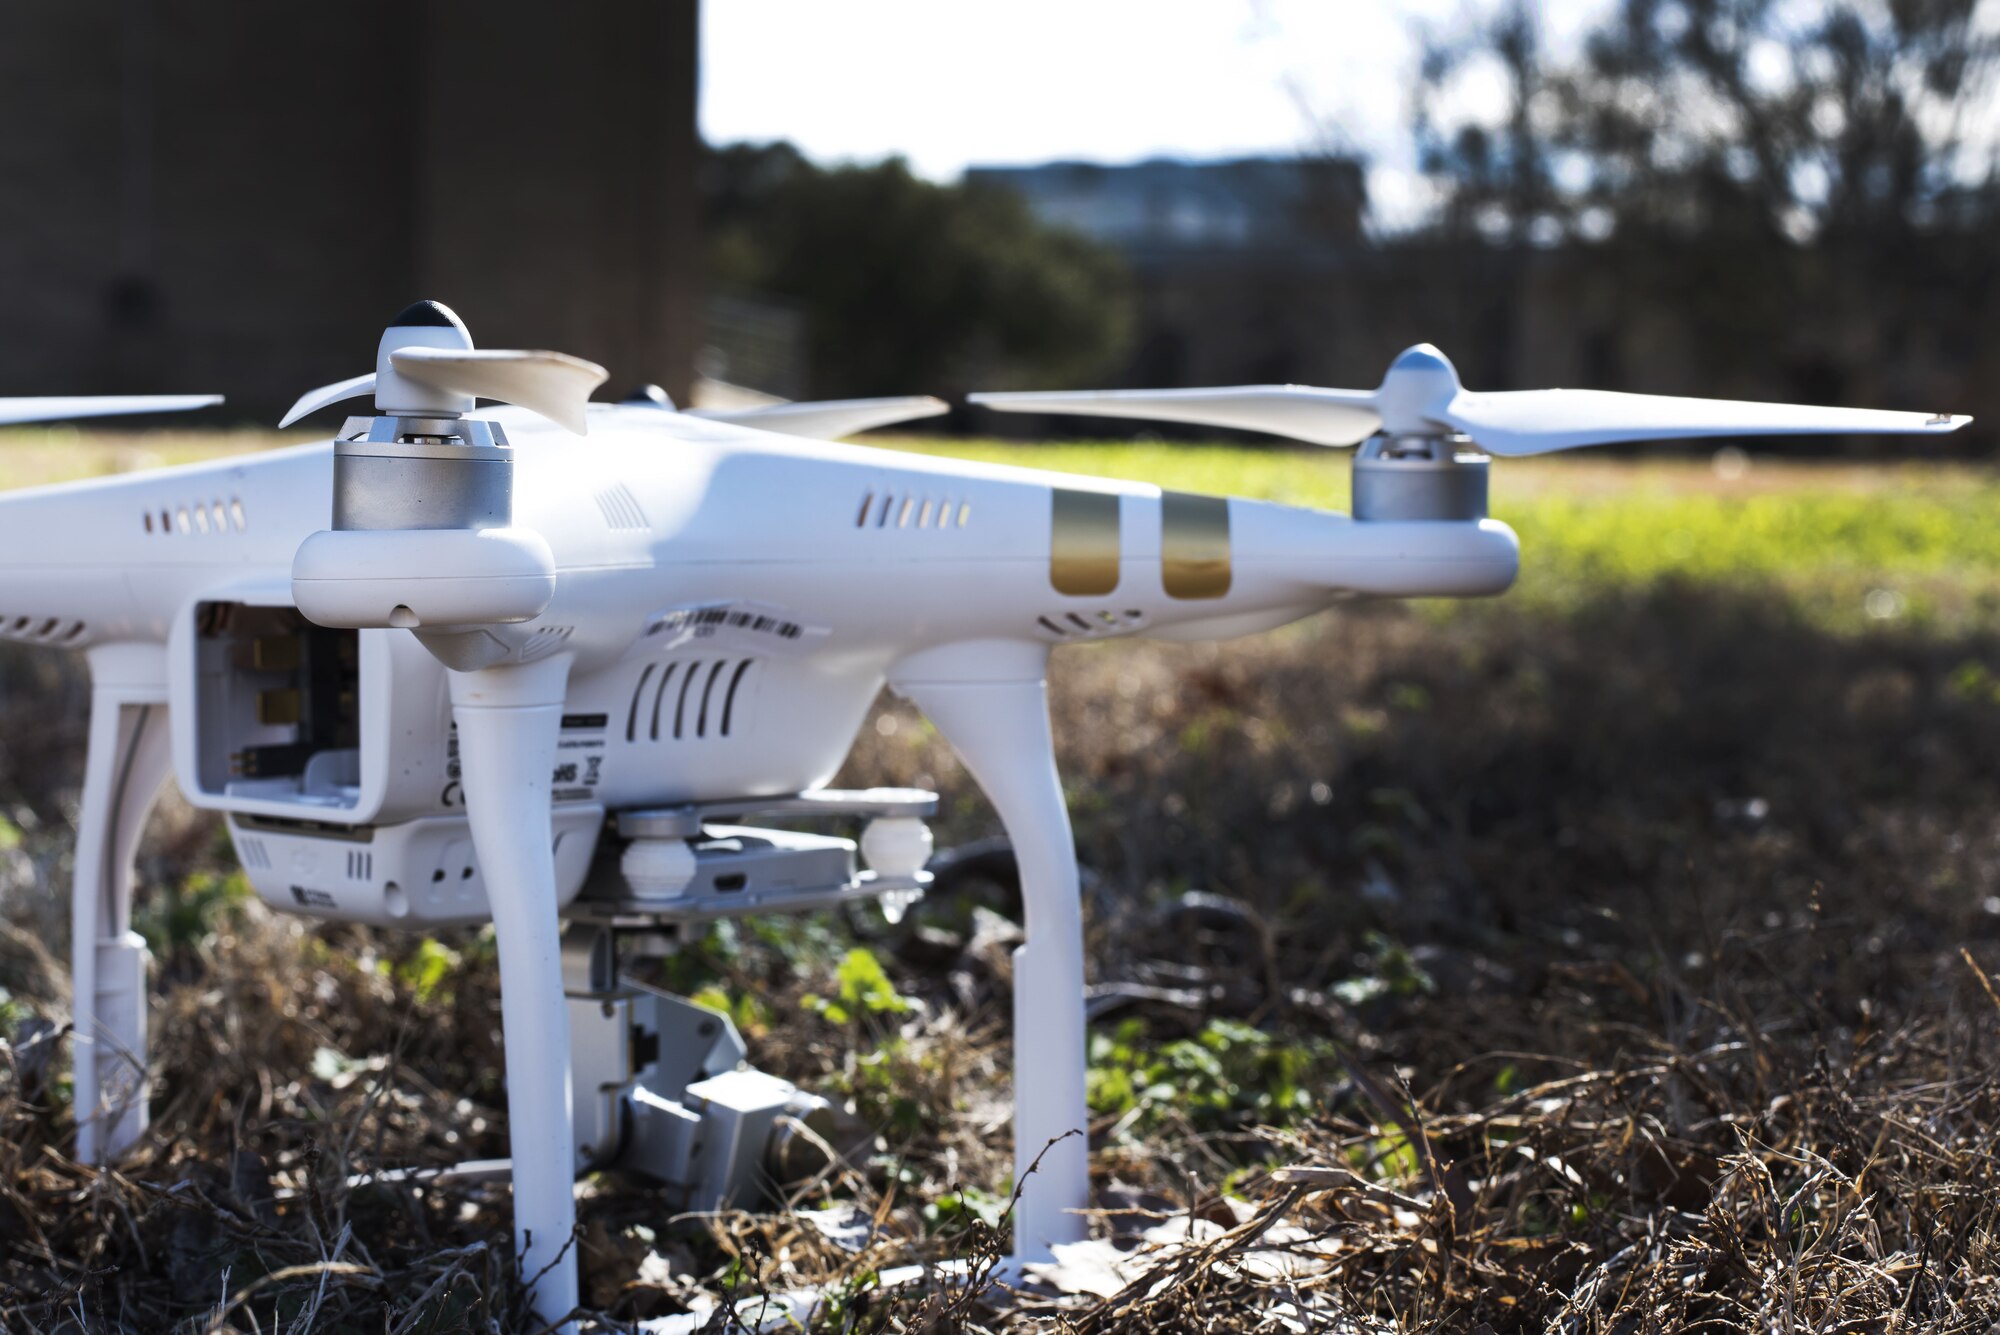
[701,0,1607,227]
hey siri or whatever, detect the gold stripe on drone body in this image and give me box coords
[1049,489,1122,595]
[1160,491,1231,599]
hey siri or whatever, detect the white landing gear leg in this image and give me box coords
[447,655,580,1331]
[72,645,172,1165]
[892,642,1090,1261]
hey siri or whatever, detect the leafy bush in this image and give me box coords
[803,947,917,1026]
[1088,1017,1337,1136]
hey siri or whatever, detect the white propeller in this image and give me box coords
[692,395,949,439]
[620,383,949,440]
[972,343,1971,454]
[279,374,377,429]
[968,385,1378,445]
[1436,389,1969,456]
[389,347,607,435]
[280,301,608,435]
[0,394,223,427]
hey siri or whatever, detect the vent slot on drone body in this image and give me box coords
[238,837,273,870]
[625,657,758,742]
[856,491,971,530]
[146,496,247,535]
[346,849,373,882]
[594,484,649,531]
[1036,608,1145,639]
[0,616,88,645]
[517,626,574,662]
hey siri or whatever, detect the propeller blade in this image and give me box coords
[1440,389,1973,456]
[970,385,1382,447]
[390,347,608,435]
[694,395,950,439]
[0,394,223,427]
[280,373,377,429]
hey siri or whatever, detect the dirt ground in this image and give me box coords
[4,574,2000,1330]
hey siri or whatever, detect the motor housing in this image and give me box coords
[1351,434,1490,522]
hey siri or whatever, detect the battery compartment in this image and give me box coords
[193,602,362,808]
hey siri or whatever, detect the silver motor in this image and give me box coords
[1351,433,1490,522]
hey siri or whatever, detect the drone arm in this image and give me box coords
[891,641,1090,1261]
[72,646,174,1164]
[446,656,581,1327]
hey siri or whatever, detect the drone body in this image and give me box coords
[2,400,1520,900]
[11,397,1515,1299]
[11,305,1965,1330]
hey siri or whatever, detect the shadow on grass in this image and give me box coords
[850,576,2000,1088]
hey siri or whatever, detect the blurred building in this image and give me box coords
[968,156,1365,266]
[0,2,701,420]
[970,155,1367,389]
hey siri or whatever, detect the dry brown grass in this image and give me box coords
[4,576,2000,1330]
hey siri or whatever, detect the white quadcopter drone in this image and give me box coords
[9,301,1964,1328]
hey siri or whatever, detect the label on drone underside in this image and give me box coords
[630,599,830,659]
[551,727,608,803]
[439,719,607,809]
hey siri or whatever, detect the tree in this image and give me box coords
[1410,0,1999,417]
[1419,0,1998,245]
[702,143,1131,399]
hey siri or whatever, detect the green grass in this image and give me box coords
[0,427,287,490]
[6,427,1996,630]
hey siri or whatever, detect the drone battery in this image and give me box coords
[225,806,604,928]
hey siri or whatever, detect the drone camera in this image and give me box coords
[564,926,840,1209]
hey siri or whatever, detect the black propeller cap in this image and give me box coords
[390,300,466,332]
[621,384,675,410]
